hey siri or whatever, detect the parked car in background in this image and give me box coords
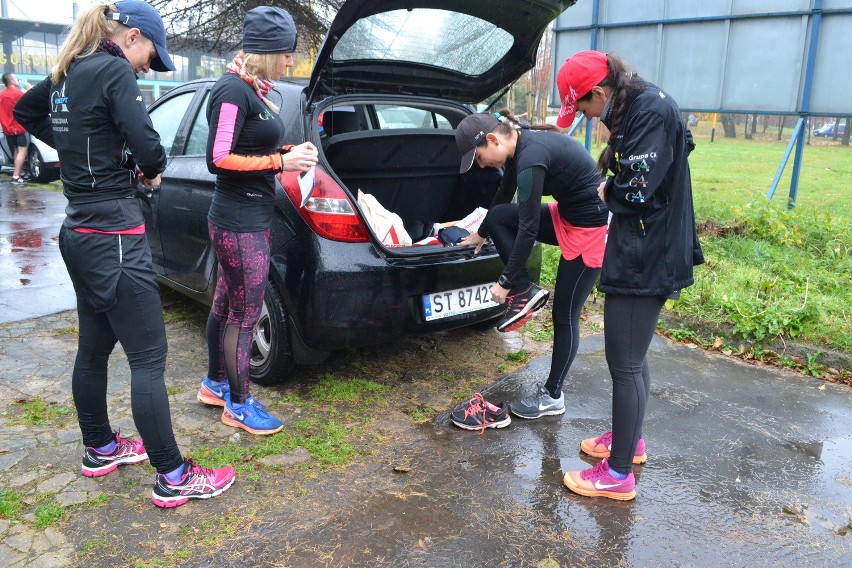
[141,0,568,384]
[813,120,846,137]
[0,128,60,182]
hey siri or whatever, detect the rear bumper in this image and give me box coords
[272,235,541,351]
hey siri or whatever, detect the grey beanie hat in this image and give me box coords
[242,6,297,54]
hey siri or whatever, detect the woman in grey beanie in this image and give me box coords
[196,6,318,434]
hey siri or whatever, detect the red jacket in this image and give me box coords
[0,87,25,136]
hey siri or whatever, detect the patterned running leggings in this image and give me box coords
[207,222,271,403]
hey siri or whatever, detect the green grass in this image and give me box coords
[190,374,391,472]
[505,350,529,362]
[0,489,24,519]
[33,496,65,529]
[51,326,78,338]
[5,398,74,426]
[548,129,852,354]
[307,373,390,403]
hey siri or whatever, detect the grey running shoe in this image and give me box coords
[509,384,565,419]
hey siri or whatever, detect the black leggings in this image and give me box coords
[604,294,665,474]
[483,202,544,292]
[543,256,600,397]
[484,203,600,397]
[61,229,183,474]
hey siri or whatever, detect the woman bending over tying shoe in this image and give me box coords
[454,111,609,422]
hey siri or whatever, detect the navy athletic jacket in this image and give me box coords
[599,81,704,297]
[14,51,167,207]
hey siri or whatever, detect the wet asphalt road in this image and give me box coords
[234,335,852,566]
[1,182,850,565]
[0,183,74,322]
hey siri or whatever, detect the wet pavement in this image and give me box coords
[1,311,850,566]
[0,184,74,322]
[234,335,852,566]
[0,183,850,566]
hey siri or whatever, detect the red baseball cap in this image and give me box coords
[555,50,609,128]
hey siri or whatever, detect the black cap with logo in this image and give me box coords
[455,112,500,173]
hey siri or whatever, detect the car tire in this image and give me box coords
[27,146,58,183]
[250,280,297,385]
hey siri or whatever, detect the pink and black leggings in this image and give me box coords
[206,222,271,403]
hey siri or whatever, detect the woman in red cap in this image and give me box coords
[556,51,703,500]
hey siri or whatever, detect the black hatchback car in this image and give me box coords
[142,0,570,384]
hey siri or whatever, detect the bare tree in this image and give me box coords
[149,0,345,55]
[721,114,736,138]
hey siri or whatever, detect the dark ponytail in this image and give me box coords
[577,54,645,173]
[497,109,564,133]
[474,109,564,151]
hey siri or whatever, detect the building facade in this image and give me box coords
[0,16,227,104]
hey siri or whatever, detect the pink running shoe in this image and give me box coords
[563,458,636,501]
[151,459,236,508]
[81,433,148,478]
[580,430,647,464]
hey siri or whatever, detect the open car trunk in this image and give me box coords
[322,124,502,247]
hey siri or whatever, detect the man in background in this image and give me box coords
[0,73,31,184]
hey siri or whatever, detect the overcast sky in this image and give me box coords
[3,0,97,25]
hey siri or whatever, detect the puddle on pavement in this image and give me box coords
[0,185,74,322]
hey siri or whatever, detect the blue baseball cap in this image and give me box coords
[109,0,175,72]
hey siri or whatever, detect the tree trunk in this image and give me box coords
[777,116,786,140]
[843,116,851,147]
[744,114,754,140]
[722,114,737,138]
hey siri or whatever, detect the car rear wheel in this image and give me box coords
[27,146,58,183]
[250,280,297,385]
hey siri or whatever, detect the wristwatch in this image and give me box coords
[497,274,513,289]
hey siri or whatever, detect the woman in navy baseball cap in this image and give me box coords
[453,108,610,428]
[14,1,236,508]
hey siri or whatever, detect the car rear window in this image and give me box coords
[331,8,514,76]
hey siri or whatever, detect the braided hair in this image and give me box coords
[577,54,645,173]
[473,110,564,151]
[497,109,564,133]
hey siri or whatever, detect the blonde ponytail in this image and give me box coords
[240,52,283,112]
[51,4,121,84]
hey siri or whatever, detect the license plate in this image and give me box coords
[422,283,497,321]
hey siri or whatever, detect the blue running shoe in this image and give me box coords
[221,393,283,435]
[197,376,229,407]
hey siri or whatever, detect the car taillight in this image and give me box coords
[279,168,370,242]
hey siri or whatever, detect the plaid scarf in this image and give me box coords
[96,37,127,60]
[226,55,273,99]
